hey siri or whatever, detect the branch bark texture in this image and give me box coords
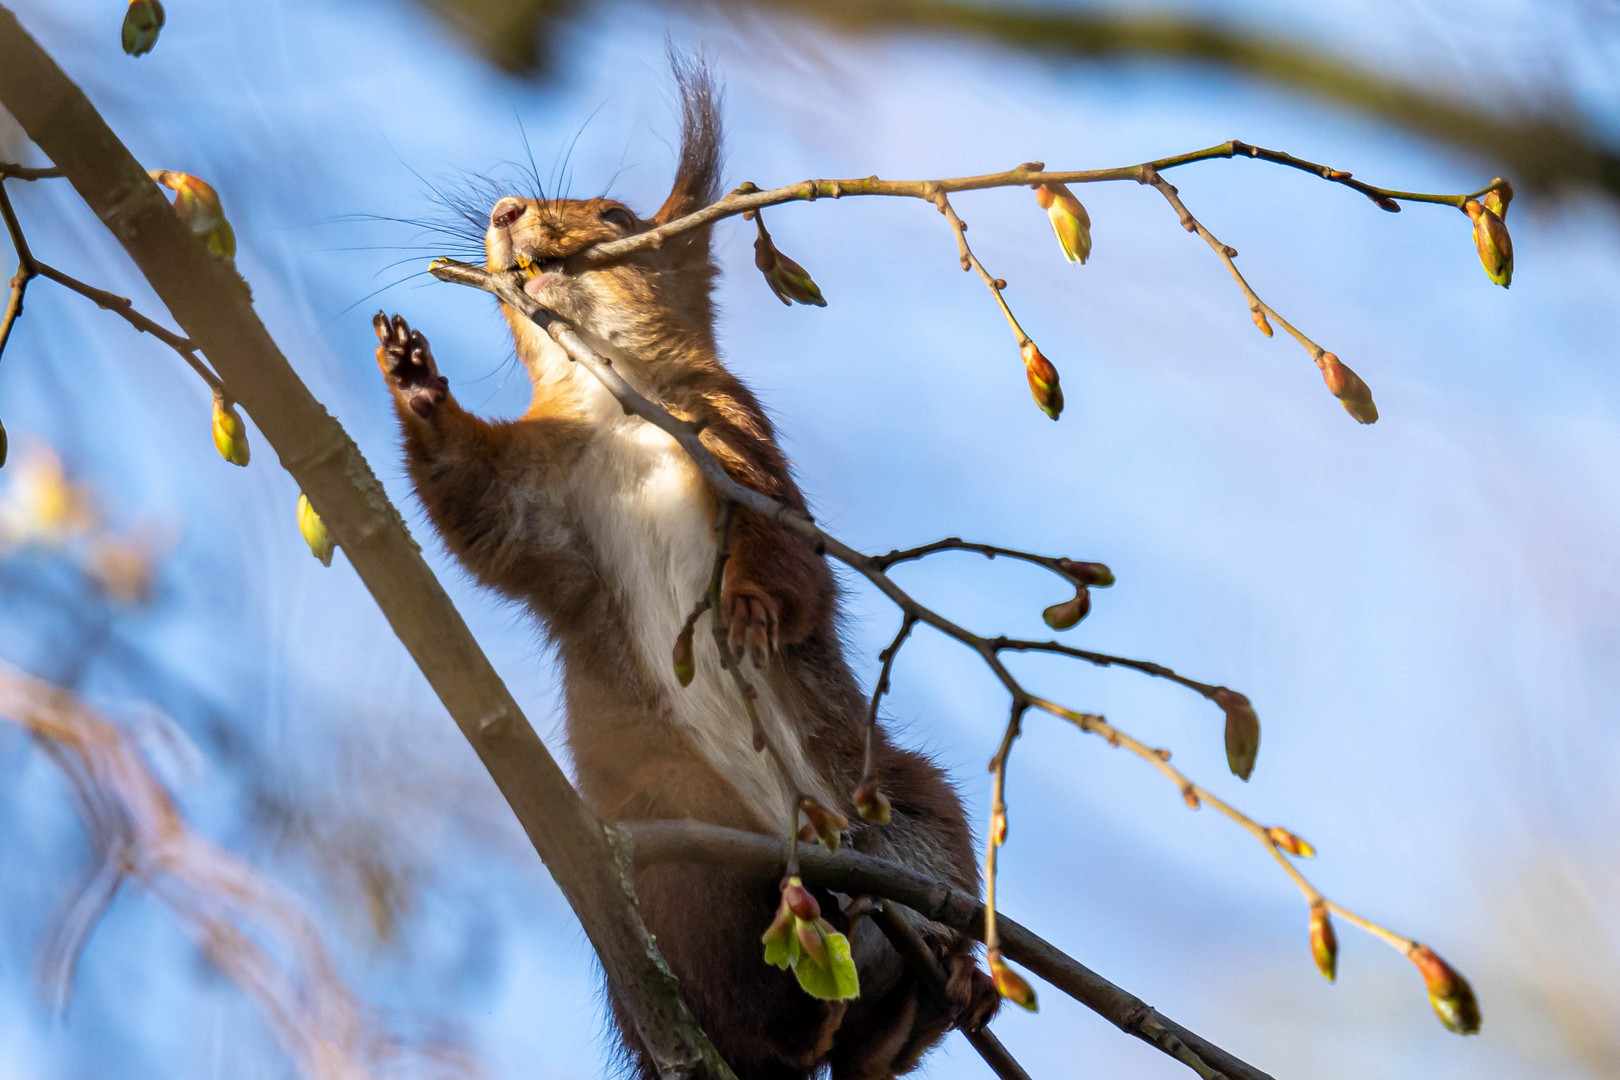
[0,9,732,1078]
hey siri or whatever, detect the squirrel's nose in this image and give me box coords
[490,197,526,229]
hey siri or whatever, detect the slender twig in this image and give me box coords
[992,636,1222,699]
[0,182,37,364]
[860,615,916,781]
[571,143,1506,269]
[1139,166,1326,364]
[34,261,224,393]
[869,901,1033,1080]
[626,819,1276,1080]
[0,161,62,180]
[432,254,1446,1031]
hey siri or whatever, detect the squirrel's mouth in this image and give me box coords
[513,252,566,279]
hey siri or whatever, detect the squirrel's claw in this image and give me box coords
[721,579,779,668]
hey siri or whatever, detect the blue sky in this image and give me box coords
[1,1,1618,1078]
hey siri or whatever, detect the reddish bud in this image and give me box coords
[988,950,1038,1012]
[754,221,826,307]
[1041,588,1091,631]
[1268,826,1316,858]
[1034,182,1092,265]
[672,623,695,687]
[801,799,848,853]
[1463,199,1513,288]
[1480,180,1513,222]
[1213,687,1260,781]
[1181,786,1201,810]
[1057,559,1115,588]
[1020,339,1064,421]
[1409,944,1481,1034]
[1318,353,1379,425]
[852,780,892,825]
[1309,903,1338,981]
[782,877,821,922]
[796,918,831,966]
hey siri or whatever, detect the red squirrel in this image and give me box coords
[373,64,998,1079]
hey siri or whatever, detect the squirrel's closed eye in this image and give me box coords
[600,207,637,233]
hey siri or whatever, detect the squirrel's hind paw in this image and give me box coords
[720,578,779,668]
[374,312,448,419]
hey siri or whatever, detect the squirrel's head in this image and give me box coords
[486,58,723,354]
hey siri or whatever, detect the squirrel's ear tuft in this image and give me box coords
[655,52,723,229]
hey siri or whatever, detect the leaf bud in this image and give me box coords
[1033,182,1092,265]
[796,917,831,966]
[753,221,826,307]
[150,170,236,259]
[781,877,821,922]
[990,805,1007,847]
[1042,588,1091,631]
[988,950,1038,1012]
[1057,559,1114,588]
[672,622,695,687]
[210,393,250,467]
[1251,308,1273,338]
[1480,180,1513,222]
[1020,339,1064,421]
[1409,943,1481,1034]
[1268,826,1316,858]
[801,799,848,853]
[852,779,892,825]
[122,0,165,57]
[1317,352,1378,424]
[1309,902,1338,981]
[1463,199,1513,288]
[296,492,334,567]
[1213,687,1260,781]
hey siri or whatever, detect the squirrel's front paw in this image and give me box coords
[720,576,780,668]
[374,312,448,419]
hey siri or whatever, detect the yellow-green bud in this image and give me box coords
[989,950,1038,1012]
[754,220,826,307]
[1268,826,1316,858]
[1309,903,1338,981]
[852,780,892,825]
[672,622,696,687]
[1034,182,1092,265]
[211,394,250,467]
[1409,943,1481,1034]
[122,0,165,57]
[1464,199,1513,288]
[1042,588,1091,630]
[1318,353,1378,425]
[296,493,334,567]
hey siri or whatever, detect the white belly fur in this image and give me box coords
[529,326,835,826]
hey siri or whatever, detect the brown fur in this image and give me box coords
[375,63,998,1079]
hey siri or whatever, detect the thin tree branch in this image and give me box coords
[625,818,1273,1080]
[869,901,1033,1080]
[0,181,37,365]
[0,161,62,180]
[0,10,733,1078]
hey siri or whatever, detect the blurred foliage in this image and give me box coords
[410,0,1620,201]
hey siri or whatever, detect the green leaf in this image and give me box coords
[790,929,860,1001]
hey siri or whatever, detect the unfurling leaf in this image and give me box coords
[1213,687,1260,781]
[1409,943,1481,1034]
[988,950,1038,1012]
[1057,559,1115,588]
[762,877,859,1001]
[852,780,892,825]
[121,0,164,56]
[801,798,848,853]
[150,170,236,260]
[1318,352,1379,425]
[753,219,826,307]
[1268,826,1316,858]
[1020,339,1063,420]
[1309,903,1338,981]
[672,622,695,687]
[1042,588,1091,631]
[1463,199,1513,288]
[1034,182,1092,265]
[296,493,334,567]
[210,393,250,467]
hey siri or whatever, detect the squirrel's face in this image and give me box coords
[485,195,646,324]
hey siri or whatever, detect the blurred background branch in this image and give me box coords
[416,0,1620,201]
